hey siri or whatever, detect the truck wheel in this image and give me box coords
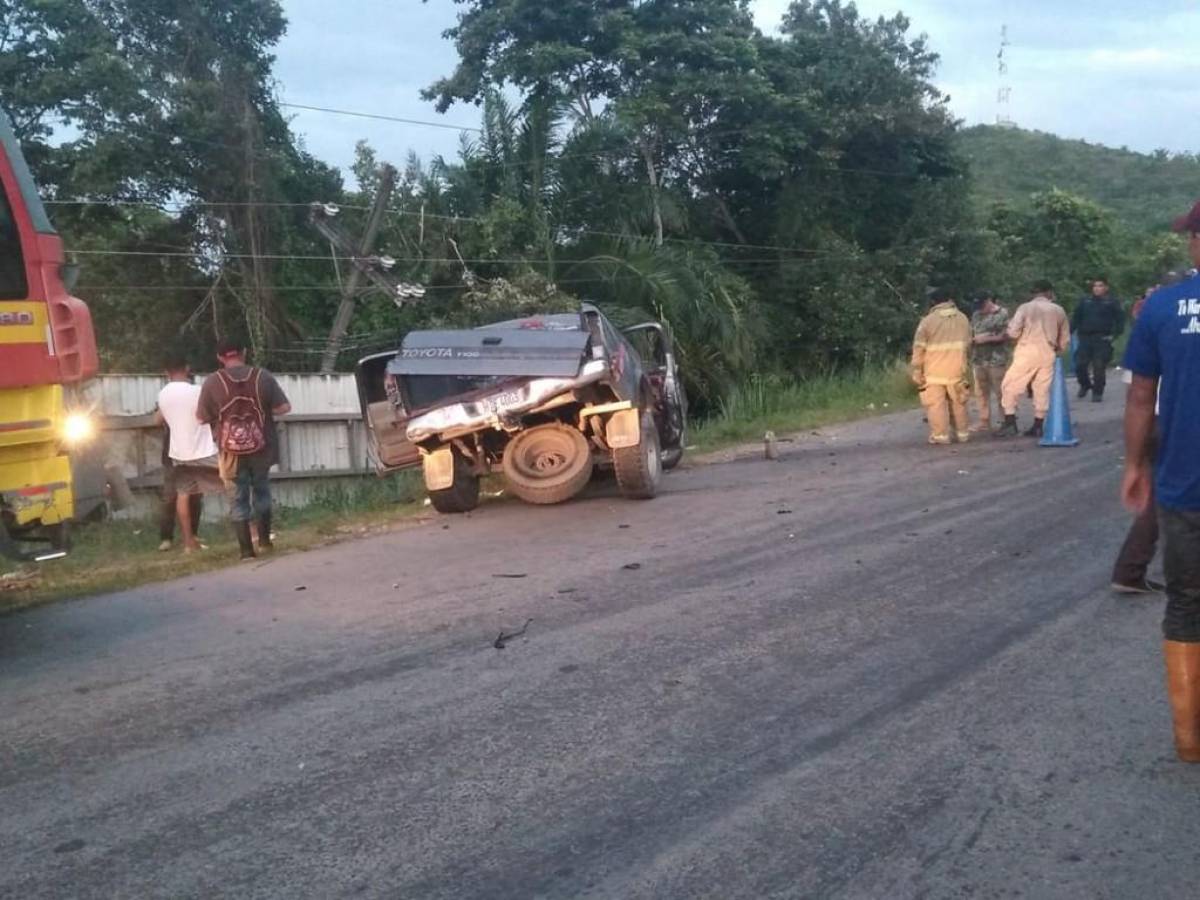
[502,423,593,505]
[428,451,480,514]
[614,412,662,500]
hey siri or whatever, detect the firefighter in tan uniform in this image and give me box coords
[995,279,1071,438]
[911,288,972,445]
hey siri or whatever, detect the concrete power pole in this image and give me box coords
[319,164,397,373]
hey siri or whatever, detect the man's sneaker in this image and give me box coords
[993,418,1019,438]
[1092,393,1104,403]
[1023,419,1044,438]
[928,434,951,445]
[158,540,172,552]
[956,432,970,443]
[1077,385,1090,399]
[1112,577,1165,595]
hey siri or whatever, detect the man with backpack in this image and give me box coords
[197,339,291,560]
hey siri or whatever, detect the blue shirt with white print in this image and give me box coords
[1123,272,1200,510]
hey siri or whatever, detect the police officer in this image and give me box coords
[1073,276,1125,402]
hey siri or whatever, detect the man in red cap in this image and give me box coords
[197,338,291,560]
[1122,198,1200,762]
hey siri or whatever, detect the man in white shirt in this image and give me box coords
[155,355,221,552]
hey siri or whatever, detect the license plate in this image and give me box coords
[481,390,524,412]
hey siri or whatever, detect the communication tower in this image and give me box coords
[997,25,1015,127]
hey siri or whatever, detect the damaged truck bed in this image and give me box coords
[356,304,687,513]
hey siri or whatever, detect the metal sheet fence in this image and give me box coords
[92,373,380,515]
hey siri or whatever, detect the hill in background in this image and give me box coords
[958,125,1200,232]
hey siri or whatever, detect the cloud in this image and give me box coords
[273,0,1200,179]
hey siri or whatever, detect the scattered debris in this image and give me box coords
[0,569,39,592]
[492,573,527,579]
[294,585,307,592]
[777,509,793,515]
[557,588,577,594]
[618,524,631,529]
[622,562,642,571]
[494,618,534,649]
[52,839,86,855]
[764,430,780,460]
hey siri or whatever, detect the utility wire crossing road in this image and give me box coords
[2,387,1195,899]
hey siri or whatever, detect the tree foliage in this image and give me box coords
[3,0,1189,412]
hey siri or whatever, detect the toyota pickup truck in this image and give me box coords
[356,303,687,513]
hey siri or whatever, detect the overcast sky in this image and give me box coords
[274,0,1200,185]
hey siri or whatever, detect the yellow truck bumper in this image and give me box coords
[0,453,74,526]
[0,385,75,527]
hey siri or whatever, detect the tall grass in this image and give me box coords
[692,359,917,449]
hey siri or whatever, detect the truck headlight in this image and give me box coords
[62,412,95,445]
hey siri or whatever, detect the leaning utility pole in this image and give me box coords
[318,164,397,373]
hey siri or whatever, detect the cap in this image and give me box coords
[1171,199,1200,234]
[215,337,244,358]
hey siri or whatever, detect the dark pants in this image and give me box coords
[158,463,203,541]
[1113,503,1159,584]
[1161,507,1200,642]
[227,455,272,522]
[1075,335,1114,395]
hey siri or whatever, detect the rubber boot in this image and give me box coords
[258,512,274,551]
[1163,641,1200,763]
[993,414,1018,438]
[1023,418,1044,438]
[235,520,256,560]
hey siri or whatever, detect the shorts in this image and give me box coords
[172,456,223,495]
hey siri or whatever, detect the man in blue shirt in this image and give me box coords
[1122,198,1200,763]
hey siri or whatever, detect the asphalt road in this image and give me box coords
[3,384,1196,899]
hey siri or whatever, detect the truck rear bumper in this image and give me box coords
[406,360,609,444]
[0,453,74,527]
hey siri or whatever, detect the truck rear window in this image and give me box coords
[0,186,27,300]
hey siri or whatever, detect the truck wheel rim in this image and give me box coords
[510,431,579,480]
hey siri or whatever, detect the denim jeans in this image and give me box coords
[226,456,272,523]
[1161,507,1200,642]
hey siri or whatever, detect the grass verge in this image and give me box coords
[690,359,918,452]
[1,472,429,614]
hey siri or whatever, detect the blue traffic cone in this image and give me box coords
[1040,357,1079,447]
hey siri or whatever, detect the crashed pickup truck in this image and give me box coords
[355,303,687,513]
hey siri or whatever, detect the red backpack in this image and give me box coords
[216,368,267,455]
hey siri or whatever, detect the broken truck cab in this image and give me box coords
[356,304,687,513]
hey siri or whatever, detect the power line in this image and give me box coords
[46,197,842,257]
[279,102,482,134]
[65,247,849,264]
